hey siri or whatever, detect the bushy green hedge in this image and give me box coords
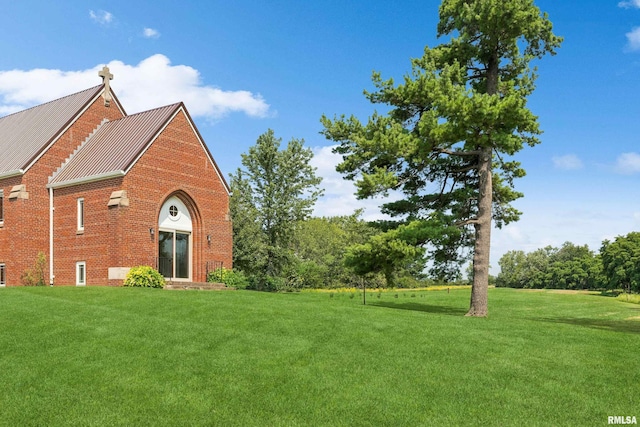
[616,293,640,304]
[285,260,326,289]
[207,268,249,289]
[21,252,48,286]
[124,266,165,288]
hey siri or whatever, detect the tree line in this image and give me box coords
[229,129,431,291]
[228,129,640,297]
[496,233,640,293]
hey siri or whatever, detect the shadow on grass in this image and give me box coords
[533,317,640,334]
[369,301,468,316]
[591,290,619,298]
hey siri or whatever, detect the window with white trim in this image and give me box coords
[76,262,86,286]
[0,263,6,286]
[77,198,84,231]
[0,189,4,225]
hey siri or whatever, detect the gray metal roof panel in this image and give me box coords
[49,103,181,186]
[0,85,103,174]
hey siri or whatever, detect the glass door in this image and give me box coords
[175,232,190,279]
[158,230,191,280]
[159,231,174,278]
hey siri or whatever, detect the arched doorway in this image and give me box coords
[158,196,192,280]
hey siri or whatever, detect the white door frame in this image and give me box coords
[158,196,193,281]
[158,228,192,281]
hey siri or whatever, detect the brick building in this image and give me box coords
[0,68,232,286]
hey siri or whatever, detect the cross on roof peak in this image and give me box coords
[98,66,113,107]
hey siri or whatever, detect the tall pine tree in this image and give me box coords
[321,0,561,316]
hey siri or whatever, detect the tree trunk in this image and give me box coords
[467,146,492,317]
[466,52,499,317]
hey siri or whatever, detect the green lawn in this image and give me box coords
[0,287,638,426]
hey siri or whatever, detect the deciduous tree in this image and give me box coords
[230,129,323,285]
[291,211,379,288]
[497,242,603,290]
[601,232,640,293]
[321,0,561,316]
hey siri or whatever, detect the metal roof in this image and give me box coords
[0,85,103,176]
[49,103,181,187]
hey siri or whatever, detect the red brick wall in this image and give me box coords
[52,177,123,285]
[47,107,231,286]
[1,99,230,287]
[0,175,25,284]
[117,108,232,283]
[0,96,124,286]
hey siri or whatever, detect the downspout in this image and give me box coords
[49,187,54,286]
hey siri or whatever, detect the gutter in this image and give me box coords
[0,169,24,180]
[49,187,54,286]
[47,170,125,189]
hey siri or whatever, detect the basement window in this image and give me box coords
[0,263,5,286]
[76,262,86,286]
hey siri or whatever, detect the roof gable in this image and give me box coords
[48,103,230,194]
[0,85,106,178]
[49,103,181,187]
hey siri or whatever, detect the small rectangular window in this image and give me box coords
[0,190,4,224]
[77,198,84,231]
[0,263,6,286]
[76,262,86,286]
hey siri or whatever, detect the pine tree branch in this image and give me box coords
[493,148,515,186]
[436,148,482,157]
[455,218,480,227]
[451,164,478,174]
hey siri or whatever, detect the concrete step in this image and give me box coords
[164,282,234,291]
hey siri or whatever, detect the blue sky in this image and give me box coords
[2,0,640,272]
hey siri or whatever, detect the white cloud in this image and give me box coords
[502,225,528,244]
[625,27,640,51]
[310,145,401,221]
[0,68,97,113]
[89,10,113,25]
[0,54,270,120]
[619,1,640,50]
[615,152,640,174]
[619,0,640,8]
[143,28,160,39]
[552,154,583,170]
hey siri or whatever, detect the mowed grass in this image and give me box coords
[0,287,639,426]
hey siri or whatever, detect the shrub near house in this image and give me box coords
[123,266,165,288]
[207,268,249,289]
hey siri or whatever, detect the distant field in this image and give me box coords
[0,286,638,426]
